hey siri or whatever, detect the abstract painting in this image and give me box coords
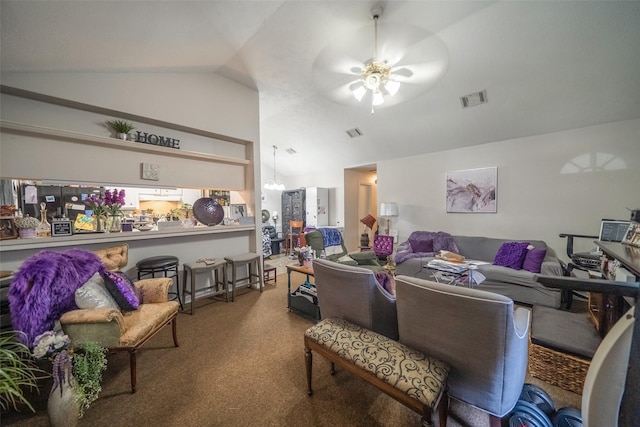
[446,167,497,213]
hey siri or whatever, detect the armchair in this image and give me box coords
[312,259,398,340]
[304,228,382,271]
[60,244,179,393]
[263,224,284,255]
[395,275,530,425]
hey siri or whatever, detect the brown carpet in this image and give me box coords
[2,270,581,427]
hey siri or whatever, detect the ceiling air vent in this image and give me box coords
[346,128,364,138]
[285,148,297,155]
[460,90,488,108]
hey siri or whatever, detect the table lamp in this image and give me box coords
[359,214,376,247]
[379,202,398,235]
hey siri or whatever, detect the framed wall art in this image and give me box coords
[230,204,247,220]
[446,167,497,213]
[0,216,18,240]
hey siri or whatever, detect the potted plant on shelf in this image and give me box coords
[105,119,135,141]
[0,330,45,413]
[14,216,41,239]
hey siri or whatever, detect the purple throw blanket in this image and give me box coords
[9,249,105,346]
[394,231,459,264]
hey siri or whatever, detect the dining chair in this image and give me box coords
[286,220,304,255]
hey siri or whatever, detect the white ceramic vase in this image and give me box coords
[48,381,80,427]
[116,132,128,140]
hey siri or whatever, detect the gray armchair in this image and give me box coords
[312,259,398,340]
[394,275,530,424]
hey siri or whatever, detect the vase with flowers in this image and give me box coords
[83,194,107,232]
[32,329,107,426]
[14,216,40,239]
[104,188,125,232]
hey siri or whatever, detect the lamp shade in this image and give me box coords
[379,202,398,217]
[360,214,376,230]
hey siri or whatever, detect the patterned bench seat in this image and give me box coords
[304,317,449,427]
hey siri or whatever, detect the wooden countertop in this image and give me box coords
[0,225,255,252]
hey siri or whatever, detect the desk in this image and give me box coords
[287,265,320,321]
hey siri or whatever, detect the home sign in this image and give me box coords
[134,131,180,150]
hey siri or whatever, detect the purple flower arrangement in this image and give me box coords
[104,188,126,216]
[84,189,126,216]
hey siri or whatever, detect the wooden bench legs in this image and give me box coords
[305,341,449,427]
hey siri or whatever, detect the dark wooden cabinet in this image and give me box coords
[281,189,306,234]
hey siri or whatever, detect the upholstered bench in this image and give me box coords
[304,317,449,427]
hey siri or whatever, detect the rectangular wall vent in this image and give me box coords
[346,128,363,138]
[460,90,488,108]
[285,148,297,154]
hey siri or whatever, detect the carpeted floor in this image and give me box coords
[3,266,581,427]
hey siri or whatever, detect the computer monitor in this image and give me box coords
[598,219,631,243]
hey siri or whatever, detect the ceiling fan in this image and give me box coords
[312,5,449,114]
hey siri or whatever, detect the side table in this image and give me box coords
[286,264,320,321]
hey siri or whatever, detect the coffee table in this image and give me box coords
[425,260,479,287]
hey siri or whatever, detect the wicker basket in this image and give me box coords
[528,337,591,395]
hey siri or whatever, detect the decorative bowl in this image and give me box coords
[193,198,224,226]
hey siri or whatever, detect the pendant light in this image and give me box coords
[264,145,285,191]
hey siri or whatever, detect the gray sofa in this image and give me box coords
[395,232,564,308]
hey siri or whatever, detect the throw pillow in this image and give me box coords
[75,272,120,309]
[493,242,530,270]
[523,247,547,273]
[102,270,140,311]
[408,237,434,253]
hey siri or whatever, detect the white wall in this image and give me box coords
[377,118,640,263]
[0,71,263,268]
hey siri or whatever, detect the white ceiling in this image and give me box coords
[2,1,640,177]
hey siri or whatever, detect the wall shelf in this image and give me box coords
[0,121,250,166]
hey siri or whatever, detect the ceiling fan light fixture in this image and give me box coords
[352,85,367,101]
[350,7,400,114]
[372,91,385,106]
[386,79,400,96]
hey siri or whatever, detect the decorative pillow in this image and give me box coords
[493,242,530,270]
[75,272,119,309]
[408,237,434,253]
[102,270,140,311]
[523,247,547,273]
[374,271,394,295]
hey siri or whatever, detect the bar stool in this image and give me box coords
[264,259,277,284]
[136,255,182,310]
[182,259,228,315]
[224,253,263,301]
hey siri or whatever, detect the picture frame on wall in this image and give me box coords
[230,204,247,220]
[446,167,497,213]
[0,216,18,240]
[622,222,640,247]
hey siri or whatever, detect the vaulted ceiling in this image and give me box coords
[2,1,639,177]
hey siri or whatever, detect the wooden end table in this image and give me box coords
[286,264,320,321]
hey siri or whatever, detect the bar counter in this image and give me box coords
[0,225,256,273]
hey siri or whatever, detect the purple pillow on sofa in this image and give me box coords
[408,237,434,253]
[522,247,547,273]
[493,242,530,270]
[103,270,140,311]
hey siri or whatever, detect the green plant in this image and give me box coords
[106,119,135,134]
[71,343,107,416]
[168,208,183,220]
[0,331,46,412]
